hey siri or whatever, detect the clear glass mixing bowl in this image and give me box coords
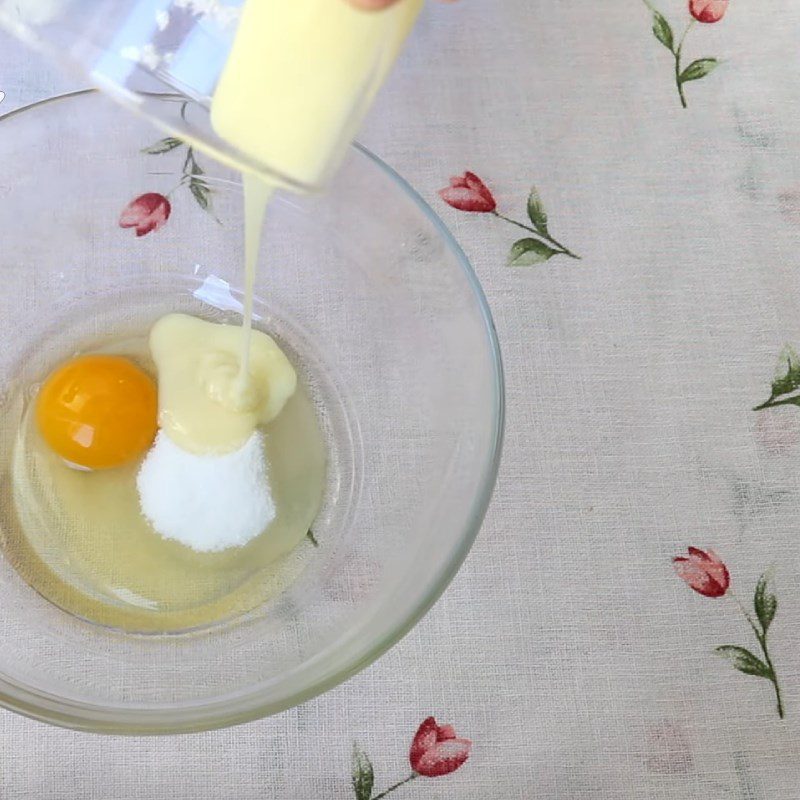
[0,90,504,733]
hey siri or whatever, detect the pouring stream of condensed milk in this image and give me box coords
[192,0,422,442]
[154,0,424,457]
[213,0,426,392]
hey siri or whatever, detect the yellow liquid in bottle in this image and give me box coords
[211,0,424,188]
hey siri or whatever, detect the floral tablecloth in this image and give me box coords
[4,0,800,797]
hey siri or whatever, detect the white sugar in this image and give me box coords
[137,430,275,552]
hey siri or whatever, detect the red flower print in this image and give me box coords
[438,177,580,264]
[672,552,784,718]
[689,0,728,23]
[643,2,725,108]
[409,717,471,777]
[673,547,730,598]
[438,172,496,213]
[119,192,171,237]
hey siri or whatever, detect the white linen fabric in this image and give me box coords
[2,1,800,797]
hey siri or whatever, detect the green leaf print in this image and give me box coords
[141,136,184,154]
[141,134,218,220]
[507,238,559,267]
[679,58,719,83]
[189,179,211,210]
[716,646,773,680]
[754,347,800,410]
[526,186,549,236]
[352,744,374,800]
[651,10,674,52]
[754,571,777,634]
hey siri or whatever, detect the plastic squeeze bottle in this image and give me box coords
[210,0,424,191]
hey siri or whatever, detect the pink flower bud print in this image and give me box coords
[671,550,784,718]
[644,1,727,107]
[409,717,472,777]
[119,192,171,237]
[689,0,728,23]
[438,172,497,213]
[673,547,730,598]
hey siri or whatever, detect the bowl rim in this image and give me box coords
[0,88,506,734]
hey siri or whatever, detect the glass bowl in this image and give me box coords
[0,90,504,733]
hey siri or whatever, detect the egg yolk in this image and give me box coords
[36,355,158,470]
